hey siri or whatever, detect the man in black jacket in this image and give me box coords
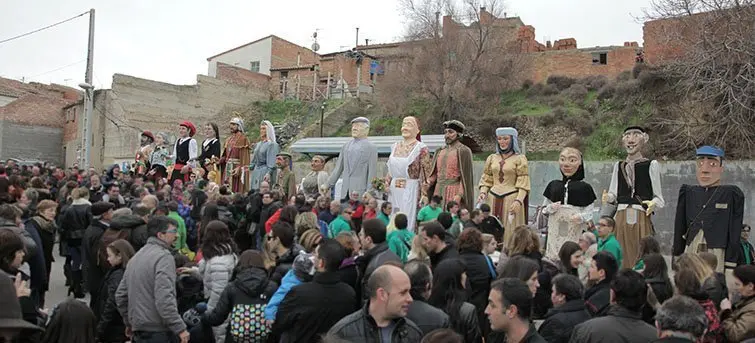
[485,278,546,343]
[244,181,269,249]
[420,222,458,271]
[357,219,401,303]
[538,274,590,343]
[584,251,618,317]
[273,239,356,343]
[328,264,423,343]
[569,270,657,343]
[81,201,114,314]
[404,260,450,336]
[653,295,709,343]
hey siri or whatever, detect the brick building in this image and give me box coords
[206,35,319,77]
[0,78,80,165]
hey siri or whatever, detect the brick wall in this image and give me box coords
[215,62,272,92]
[0,120,63,164]
[270,37,319,69]
[527,47,637,83]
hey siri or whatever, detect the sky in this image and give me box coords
[0,0,653,90]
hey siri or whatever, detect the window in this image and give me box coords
[592,52,608,65]
[250,61,260,73]
[280,71,288,78]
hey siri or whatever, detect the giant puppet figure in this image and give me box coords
[221,117,251,194]
[602,126,665,269]
[542,147,597,259]
[327,117,378,201]
[273,152,297,201]
[249,120,279,191]
[299,155,329,200]
[674,145,744,274]
[425,120,475,211]
[200,123,222,184]
[478,127,531,245]
[385,116,432,232]
[147,132,170,181]
[170,121,198,185]
[135,131,154,177]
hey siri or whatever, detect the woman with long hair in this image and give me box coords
[0,229,37,327]
[335,231,360,296]
[641,253,673,325]
[675,268,723,343]
[96,239,135,343]
[673,252,727,309]
[456,228,495,337]
[295,212,319,238]
[556,241,583,277]
[41,299,97,343]
[499,225,551,318]
[428,259,482,343]
[198,220,238,343]
[634,236,661,272]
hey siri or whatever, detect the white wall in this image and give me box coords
[208,37,273,77]
[0,95,17,107]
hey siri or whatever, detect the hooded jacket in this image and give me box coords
[202,267,278,326]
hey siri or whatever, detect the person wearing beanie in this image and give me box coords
[201,250,278,342]
[299,229,323,253]
[264,251,315,323]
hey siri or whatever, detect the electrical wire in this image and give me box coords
[27,59,86,79]
[0,11,89,45]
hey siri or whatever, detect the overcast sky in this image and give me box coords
[0,0,653,89]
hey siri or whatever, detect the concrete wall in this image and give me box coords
[0,121,63,164]
[97,73,268,167]
[290,159,755,252]
[208,37,273,77]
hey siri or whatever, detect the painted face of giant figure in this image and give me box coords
[260,124,268,140]
[444,128,459,145]
[400,116,419,140]
[621,128,648,155]
[351,122,369,139]
[496,135,512,152]
[311,156,325,171]
[559,147,581,177]
[178,125,189,138]
[696,156,723,187]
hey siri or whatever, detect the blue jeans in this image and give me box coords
[132,331,178,343]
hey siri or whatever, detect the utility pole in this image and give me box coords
[80,8,95,170]
[355,27,359,48]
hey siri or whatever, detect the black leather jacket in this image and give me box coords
[327,304,423,343]
[405,298,450,336]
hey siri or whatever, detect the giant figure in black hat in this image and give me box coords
[601,126,665,269]
[425,120,475,211]
[673,145,744,274]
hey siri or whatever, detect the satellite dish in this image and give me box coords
[311,42,320,52]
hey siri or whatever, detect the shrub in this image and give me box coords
[562,84,589,102]
[632,63,650,79]
[526,83,559,97]
[521,79,534,90]
[547,96,566,108]
[616,70,632,82]
[564,116,596,136]
[614,79,640,99]
[546,75,577,91]
[597,83,617,100]
[581,75,608,91]
[542,84,560,96]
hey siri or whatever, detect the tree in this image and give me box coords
[643,0,755,158]
[379,0,529,127]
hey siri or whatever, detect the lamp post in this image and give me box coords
[320,102,326,137]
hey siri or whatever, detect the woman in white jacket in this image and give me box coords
[198,220,238,343]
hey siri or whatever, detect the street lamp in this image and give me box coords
[320,102,326,137]
[79,82,94,170]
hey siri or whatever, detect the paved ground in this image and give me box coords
[43,244,89,310]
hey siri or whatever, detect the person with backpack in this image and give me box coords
[387,213,414,263]
[263,251,315,325]
[96,239,135,343]
[201,250,278,342]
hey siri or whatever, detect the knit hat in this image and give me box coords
[293,251,316,276]
[91,201,115,217]
[299,229,323,253]
[238,250,266,270]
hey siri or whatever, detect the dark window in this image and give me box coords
[592,52,608,65]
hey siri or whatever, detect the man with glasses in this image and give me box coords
[328,205,353,239]
[116,216,188,343]
[740,225,755,265]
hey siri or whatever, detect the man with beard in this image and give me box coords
[134,131,154,178]
[674,145,744,276]
[170,121,199,185]
[426,120,474,211]
[220,117,251,194]
[300,155,329,201]
[601,126,664,269]
[272,152,296,201]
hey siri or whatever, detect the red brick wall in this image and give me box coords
[0,78,77,128]
[270,37,319,69]
[63,105,80,142]
[528,47,637,83]
[215,62,271,90]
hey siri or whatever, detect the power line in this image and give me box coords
[27,59,86,79]
[0,11,89,46]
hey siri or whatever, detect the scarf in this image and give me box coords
[31,216,55,234]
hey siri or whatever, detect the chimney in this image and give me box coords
[504,12,507,18]
[480,6,486,12]
[546,40,552,49]
[365,39,369,46]
[435,11,441,36]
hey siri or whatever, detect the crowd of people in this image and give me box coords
[0,111,753,343]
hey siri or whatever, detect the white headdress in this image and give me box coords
[262,120,276,143]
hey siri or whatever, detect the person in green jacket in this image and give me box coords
[387,213,414,263]
[597,216,623,268]
[328,206,353,238]
[167,201,188,251]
